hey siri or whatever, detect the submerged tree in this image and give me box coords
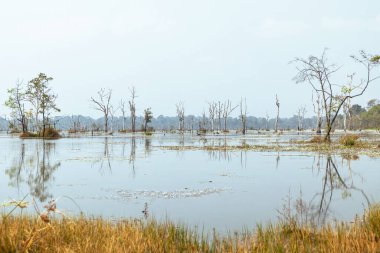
[128,86,137,133]
[274,95,280,133]
[293,50,380,141]
[240,97,247,135]
[90,88,112,132]
[119,99,127,132]
[208,101,217,132]
[297,105,307,131]
[222,100,238,132]
[175,101,185,132]
[312,91,323,134]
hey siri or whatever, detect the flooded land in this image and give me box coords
[1,131,380,233]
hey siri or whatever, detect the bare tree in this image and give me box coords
[240,97,247,135]
[297,105,307,131]
[265,112,270,130]
[312,91,323,134]
[189,115,195,134]
[208,101,217,132]
[175,101,185,132]
[199,110,207,132]
[293,50,380,141]
[216,101,223,131]
[222,100,238,132]
[275,95,280,133]
[90,88,112,133]
[109,105,117,133]
[128,86,137,133]
[342,74,356,132]
[5,80,28,133]
[119,99,127,132]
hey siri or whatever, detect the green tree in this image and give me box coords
[367,98,380,110]
[143,107,153,132]
[26,73,60,135]
[361,104,380,129]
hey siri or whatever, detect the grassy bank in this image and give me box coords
[2,205,380,252]
[160,135,380,157]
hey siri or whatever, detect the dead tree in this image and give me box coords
[189,115,195,134]
[274,95,280,133]
[90,88,112,133]
[240,97,247,135]
[297,105,307,131]
[312,91,323,134]
[128,86,137,133]
[175,101,185,132]
[208,101,217,132]
[217,101,223,131]
[119,99,127,132]
[199,110,207,132]
[222,100,238,132]
[109,105,117,133]
[5,80,28,133]
[293,50,380,141]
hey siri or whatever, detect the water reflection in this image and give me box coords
[130,136,136,175]
[144,137,151,156]
[283,154,370,226]
[99,137,111,171]
[6,141,61,202]
[2,136,378,231]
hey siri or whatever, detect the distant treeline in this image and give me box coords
[2,102,379,132]
[0,115,315,131]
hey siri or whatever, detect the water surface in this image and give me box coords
[1,132,379,232]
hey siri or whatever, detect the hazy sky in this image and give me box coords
[1,0,379,118]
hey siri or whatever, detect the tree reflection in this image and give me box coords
[99,137,112,171]
[6,141,61,202]
[130,136,136,174]
[5,143,25,188]
[144,137,151,156]
[281,154,370,226]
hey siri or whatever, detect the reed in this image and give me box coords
[1,205,380,252]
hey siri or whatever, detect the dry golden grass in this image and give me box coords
[308,135,325,144]
[2,204,380,252]
[339,134,361,147]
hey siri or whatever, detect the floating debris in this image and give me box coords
[116,187,231,200]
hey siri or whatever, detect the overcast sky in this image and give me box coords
[1,0,379,118]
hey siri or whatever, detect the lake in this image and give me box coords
[1,132,379,233]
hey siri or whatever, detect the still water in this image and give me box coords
[1,133,379,232]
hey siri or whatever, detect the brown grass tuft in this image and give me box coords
[339,134,360,147]
[308,135,325,143]
[20,128,61,139]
